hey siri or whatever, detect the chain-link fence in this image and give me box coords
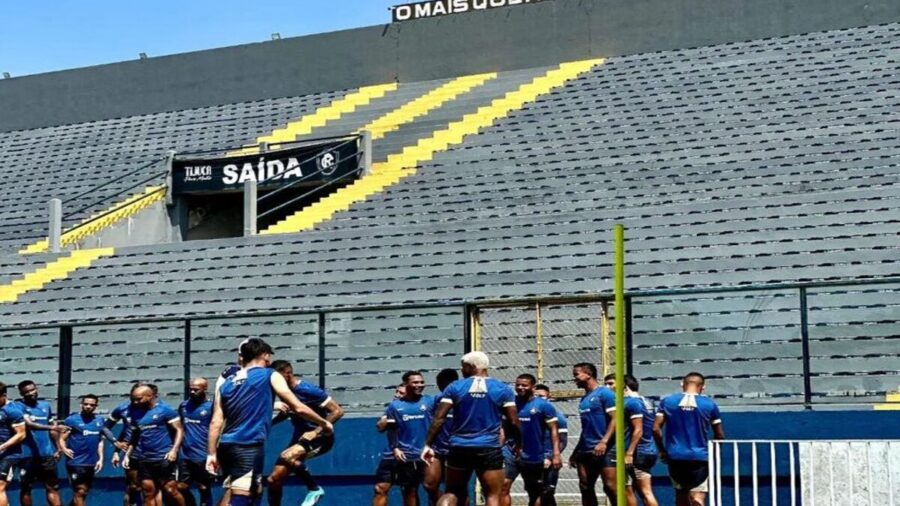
[472,301,617,505]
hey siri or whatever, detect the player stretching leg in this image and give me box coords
[269,360,344,506]
[206,338,333,506]
[422,351,520,506]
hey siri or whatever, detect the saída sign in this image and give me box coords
[172,141,358,194]
[391,0,547,22]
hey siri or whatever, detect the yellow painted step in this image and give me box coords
[20,186,166,255]
[874,404,900,411]
[262,58,604,235]
[231,83,399,155]
[887,392,900,402]
[0,248,114,304]
[361,73,497,140]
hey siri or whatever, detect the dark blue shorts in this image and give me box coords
[0,456,22,482]
[67,465,96,488]
[20,456,59,487]
[178,459,213,486]
[374,458,423,488]
[219,443,264,492]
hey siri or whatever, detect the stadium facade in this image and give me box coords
[1,0,899,503]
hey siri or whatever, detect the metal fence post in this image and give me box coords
[799,287,813,409]
[57,326,73,417]
[318,312,326,389]
[360,130,373,176]
[183,319,192,398]
[244,179,258,237]
[48,198,62,253]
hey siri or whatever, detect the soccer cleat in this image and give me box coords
[301,488,325,506]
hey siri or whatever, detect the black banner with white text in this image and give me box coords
[172,141,359,194]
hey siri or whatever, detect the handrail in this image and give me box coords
[62,170,168,221]
[257,137,360,205]
[62,186,167,237]
[257,159,364,220]
[176,134,359,158]
[61,156,167,206]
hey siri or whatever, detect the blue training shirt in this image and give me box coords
[130,403,179,461]
[630,395,658,456]
[179,399,213,462]
[63,413,105,467]
[440,377,515,448]
[507,396,558,464]
[658,393,721,461]
[385,395,434,460]
[0,403,26,459]
[432,393,454,456]
[576,386,616,453]
[15,399,56,458]
[289,381,331,439]
[220,367,274,445]
[543,406,568,459]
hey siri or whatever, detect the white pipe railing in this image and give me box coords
[709,440,899,506]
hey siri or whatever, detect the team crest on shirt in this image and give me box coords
[420,404,428,412]
[200,410,208,416]
[530,408,538,414]
[152,414,159,420]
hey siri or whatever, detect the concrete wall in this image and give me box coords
[2,0,900,132]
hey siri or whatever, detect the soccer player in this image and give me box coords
[269,360,344,506]
[106,384,143,506]
[380,371,434,506]
[373,384,406,506]
[15,380,67,506]
[653,372,725,506]
[178,378,214,506]
[534,384,568,506]
[126,384,186,506]
[0,382,27,506]
[423,368,458,505]
[206,338,333,506]
[500,374,561,506]
[569,364,617,506]
[59,394,105,506]
[623,375,659,506]
[422,351,520,506]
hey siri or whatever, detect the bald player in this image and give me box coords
[179,378,213,506]
[127,385,185,506]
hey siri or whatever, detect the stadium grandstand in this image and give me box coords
[0,0,899,504]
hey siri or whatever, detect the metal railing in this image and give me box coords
[709,440,900,506]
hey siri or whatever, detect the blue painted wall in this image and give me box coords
[3,410,897,505]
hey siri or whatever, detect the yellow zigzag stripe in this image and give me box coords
[361,73,497,140]
[262,59,603,235]
[0,248,114,304]
[231,83,399,156]
[20,186,166,255]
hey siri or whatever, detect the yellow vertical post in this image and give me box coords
[614,224,627,506]
[535,303,544,382]
[471,309,482,351]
